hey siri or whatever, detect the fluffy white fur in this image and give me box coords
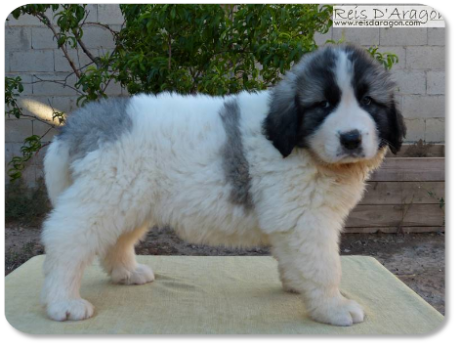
[41,47,396,326]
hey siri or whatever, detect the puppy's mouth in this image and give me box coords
[308,148,366,166]
[333,147,363,160]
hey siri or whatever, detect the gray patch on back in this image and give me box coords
[57,98,132,160]
[219,99,254,211]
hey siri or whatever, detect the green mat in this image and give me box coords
[5,255,443,335]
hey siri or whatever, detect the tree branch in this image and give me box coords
[64,62,94,79]
[19,113,59,128]
[168,33,172,71]
[29,75,84,95]
[72,9,99,67]
[72,29,99,66]
[36,13,81,79]
[85,22,119,36]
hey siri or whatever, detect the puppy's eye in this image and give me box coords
[318,100,330,109]
[362,96,373,106]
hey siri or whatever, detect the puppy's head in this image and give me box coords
[264,44,406,163]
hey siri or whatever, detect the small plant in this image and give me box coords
[404,139,433,157]
[427,189,445,228]
[7,135,43,182]
[5,76,24,118]
[325,33,346,45]
[367,45,399,70]
[439,197,445,210]
[427,190,445,210]
[52,110,66,125]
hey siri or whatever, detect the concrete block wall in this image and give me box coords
[5,5,446,186]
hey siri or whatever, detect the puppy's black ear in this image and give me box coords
[263,91,300,158]
[387,101,406,154]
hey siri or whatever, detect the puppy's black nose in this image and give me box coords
[340,130,362,150]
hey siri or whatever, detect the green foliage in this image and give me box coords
[5,177,51,225]
[54,4,86,48]
[74,51,119,105]
[325,33,346,45]
[439,197,445,210]
[12,4,82,48]
[11,4,59,22]
[427,190,445,210]
[11,4,114,106]
[6,75,46,182]
[115,4,333,95]
[367,45,399,70]
[8,136,43,182]
[52,110,65,125]
[5,76,24,118]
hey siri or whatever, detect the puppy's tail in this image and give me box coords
[44,138,72,207]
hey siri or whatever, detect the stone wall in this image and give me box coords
[5,5,446,186]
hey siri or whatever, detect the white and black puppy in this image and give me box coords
[42,44,405,325]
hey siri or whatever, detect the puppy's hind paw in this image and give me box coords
[281,283,301,294]
[308,296,364,326]
[112,263,155,285]
[47,298,94,321]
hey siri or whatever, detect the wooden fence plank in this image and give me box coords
[346,204,444,228]
[369,157,445,182]
[360,181,444,205]
[386,144,444,158]
[344,226,445,233]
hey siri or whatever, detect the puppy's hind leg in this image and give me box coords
[100,223,154,285]
[41,201,108,321]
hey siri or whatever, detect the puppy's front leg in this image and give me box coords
[270,214,364,326]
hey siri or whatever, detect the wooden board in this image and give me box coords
[344,226,445,234]
[369,158,445,182]
[386,144,444,158]
[346,204,444,228]
[361,181,444,205]
[349,147,444,233]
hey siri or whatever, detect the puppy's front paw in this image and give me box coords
[112,263,155,285]
[281,282,301,294]
[47,298,94,321]
[308,296,364,326]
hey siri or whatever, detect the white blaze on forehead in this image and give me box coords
[335,50,355,106]
[330,51,377,138]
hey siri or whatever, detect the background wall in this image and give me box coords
[5,5,446,186]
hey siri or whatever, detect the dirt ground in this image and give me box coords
[5,221,445,315]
